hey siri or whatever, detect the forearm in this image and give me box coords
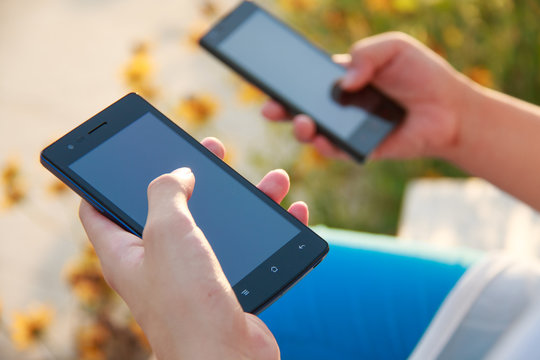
[443,81,540,210]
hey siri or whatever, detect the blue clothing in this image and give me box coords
[259,227,479,359]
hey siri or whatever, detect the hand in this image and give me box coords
[262,32,475,160]
[79,137,309,360]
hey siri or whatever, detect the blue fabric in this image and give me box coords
[259,227,478,360]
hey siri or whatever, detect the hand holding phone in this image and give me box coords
[264,32,470,161]
[41,93,328,315]
[79,138,292,360]
[200,1,406,162]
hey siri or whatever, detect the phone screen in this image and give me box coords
[69,111,301,286]
[201,2,405,161]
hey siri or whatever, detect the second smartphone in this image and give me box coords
[200,1,406,162]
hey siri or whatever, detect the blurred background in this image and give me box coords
[0,0,539,358]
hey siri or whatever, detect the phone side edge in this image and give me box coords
[40,152,141,237]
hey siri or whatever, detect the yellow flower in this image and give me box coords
[11,305,54,350]
[443,26,464,48]
[365,0,392,13]
[391,0,419,13]
[1,156,20,184]
[122,42,158,99]
[73,280,105,305]
[124,43,152,83]
[278,0,319,12]
[129,319,151,350]
[459,3,480,25]
[237,82,266,105]
[1,156,27,210]
[185,21,210,50]
[175,93,219,126]
[200,0,219,18]
[346,14,371,40]
[77,322,110,360]
[65,244,112,306]
[1,182,27,210]
[83,243,99,260]
[47,179,69,196]
[322,9,346,30]
[465,66,495,88]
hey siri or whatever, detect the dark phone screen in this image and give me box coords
[69,112,300,286]
[216,10,395,153]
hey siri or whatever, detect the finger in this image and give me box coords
[244,314,280,360]
[144,168,197,252]
[79,200,142,289]
[262,100,290,121]
[79,200,143,254]
[201,137,226,160]
[312,135,349,159]
[368,120,420,160]
[332,53,351,66]
[287,201,309,225]
[256,169,290,204]
[292,115,317,142]
[341,32,410,91]
[292,117,349,159]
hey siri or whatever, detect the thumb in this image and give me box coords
[143,167,197,253]
[340,32,409,91]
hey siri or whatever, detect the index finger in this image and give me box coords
[79,200,143,289]
[261,100,290,121]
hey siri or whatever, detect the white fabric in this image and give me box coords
[410,254,540,359]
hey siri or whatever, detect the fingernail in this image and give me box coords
[340,69,358,88]
[173,167,193,178]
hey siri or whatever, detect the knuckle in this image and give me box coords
[148,173,181,194]
[352,31,412,53]
[350,39,365,53]
[384,32,417,50]
[385,31,410,41]
[143,209,196,240]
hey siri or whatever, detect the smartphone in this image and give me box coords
[200,1,406,162]
[40,93,328,314]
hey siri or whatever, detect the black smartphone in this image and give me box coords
[200,1,406,162]
[40,93,328,314]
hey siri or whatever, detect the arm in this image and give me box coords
[263,32,540,210]
[445,85,540,210]
[79,137,309,360]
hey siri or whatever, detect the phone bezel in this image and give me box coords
[40,93,329,314]
[200,1,405,162]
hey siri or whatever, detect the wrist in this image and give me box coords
[145,315,247,360]
[140,302,274,360]
[433,74,487,164]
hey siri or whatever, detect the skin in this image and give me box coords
[263,32,540,211]
[79,137,303,360]
[81,31,540,359]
